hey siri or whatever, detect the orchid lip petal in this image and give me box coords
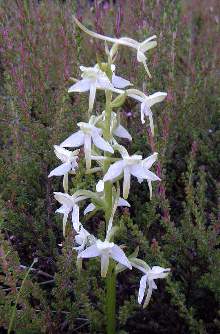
[143,281,153,308]
[138,275,147,304]
[123,167,131,199]
[148,180,153,200]
[84,134,92,169]
[89,83,97,112]
[72,204,80,232]
[63,173,69,193]
[101,254,110,277]
[149,114,154,135]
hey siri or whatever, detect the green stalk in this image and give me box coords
[106,261,116,334]
[103,90,113,224]
[103,89,116,334]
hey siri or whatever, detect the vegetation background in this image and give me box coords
[0,0,219,333]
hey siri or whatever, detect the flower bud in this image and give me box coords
[111,93,127,108]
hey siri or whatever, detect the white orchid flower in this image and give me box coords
[74,226,90,252]
[68,63,131,110]
[73,226,96,271]
[117,36,157,77]
[78,238,132,277]
[127,90,167,135]
[131,260,170,308]
[54,192,88,235]
[74,17,157,77]
[74,225,96,253]
[68,64,114,112]
[103,148,160,199]
[48,145,79,192]
[136,152,158,199]
[48,146,79,177]
[60,120,113,169]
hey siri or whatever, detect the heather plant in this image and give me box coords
[0,232,47,333]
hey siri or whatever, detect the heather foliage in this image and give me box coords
[0,1,219,333]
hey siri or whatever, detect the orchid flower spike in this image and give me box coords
[60,119,113,170]
[68,64,114,112]
[131,260,170,308]
[78,238,132,277]
[54,192,88,235]
[103,147,160,199]
[127,90,167,135]
[74,17,157,77]
[48,145,79,192]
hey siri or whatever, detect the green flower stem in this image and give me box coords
[106,261,116,334]
[104,179,113,224]
[104,90,113,224]
[103,88,116,334]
